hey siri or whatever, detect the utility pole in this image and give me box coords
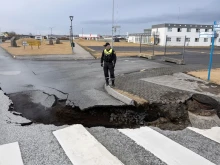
[49,27,54,38]
[112,0,114,49]
[82,28,84,38]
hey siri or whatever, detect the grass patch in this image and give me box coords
[188,68,220,85]
[0,40,73,56]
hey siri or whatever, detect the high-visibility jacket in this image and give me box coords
[101,49,117,64]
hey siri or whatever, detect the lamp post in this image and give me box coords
[69,16,74,53]
[49,27,54,38]
[112,0,114,49]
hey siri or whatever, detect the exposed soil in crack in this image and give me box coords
[8,91,220,131]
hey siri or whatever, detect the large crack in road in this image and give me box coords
[7,90,220,131]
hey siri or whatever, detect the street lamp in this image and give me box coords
[69,16,74,53]
[49,27,54,38]
[112,0,114,49]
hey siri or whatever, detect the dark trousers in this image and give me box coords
[103,62,115,81]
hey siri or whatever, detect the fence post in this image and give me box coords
[164,35,167,55]
[152,35,155,56]
[182,35,186,60]
[140,35,142,53]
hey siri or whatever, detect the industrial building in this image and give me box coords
[128,23,220,47]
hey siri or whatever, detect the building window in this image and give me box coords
[195,38,199,42]
[187,28,191,32]
[177,28,182,32]
[186,38,190,42]
[219,38,220,42]
[167,37,171,42]
[205,29,208,32]
[176,38,181,42]
[204,38,208,42]
[168,27,172,32]
[196,29,200,32]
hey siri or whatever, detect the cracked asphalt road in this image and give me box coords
[1,47,220,165]
[0,47,167,109]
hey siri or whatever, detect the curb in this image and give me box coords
[138,53,155,60]
[104,85,135,106]
[163,57,185,65]
[12,55,94,61]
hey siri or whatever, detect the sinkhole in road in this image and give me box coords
[8,91,220,130]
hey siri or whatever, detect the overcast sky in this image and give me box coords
[0,0,219,35]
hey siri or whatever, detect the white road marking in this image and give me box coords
[53,124,124,165]
[0,71,21,75]
[119,127,215,165]
[188,127,220,144]
[0,142,24,165]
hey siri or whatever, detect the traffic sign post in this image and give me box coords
[207,21,219,81]
[200,21,220,81]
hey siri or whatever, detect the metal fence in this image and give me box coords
[138,35,187,60]
[138,34,161,56]
[164,36,186,60]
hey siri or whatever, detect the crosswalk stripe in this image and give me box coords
[119,127,215,165]
[53,124,124,165]
[188,127,220,144]
[0,142,24,165]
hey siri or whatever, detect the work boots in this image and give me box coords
[111,80,115,87]
[106,79,109,86]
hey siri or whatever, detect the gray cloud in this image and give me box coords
[83,3,220,25]
[0,0,218,34]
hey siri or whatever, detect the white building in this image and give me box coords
[128,28,152,44]
[151,23,220,47]
[128,33,152,44]
[79,34,100,40]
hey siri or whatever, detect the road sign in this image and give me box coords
[214,23,220,31]
[22,41,29,46]
[28,41,40,46]
[199,32,215,38]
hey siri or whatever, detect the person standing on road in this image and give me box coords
[101,42,117,87]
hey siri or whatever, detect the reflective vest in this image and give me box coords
[104,49,113,55]
[103,49,113,62]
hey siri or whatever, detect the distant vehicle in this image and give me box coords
[114,38,120,42]
[35,35,43,40]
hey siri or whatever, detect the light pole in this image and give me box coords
[49,27,54,38]
[112,0,114,49]
[69,16,74,53]
[82,28,83,38]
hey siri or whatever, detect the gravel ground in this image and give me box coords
[0,89,73,165]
